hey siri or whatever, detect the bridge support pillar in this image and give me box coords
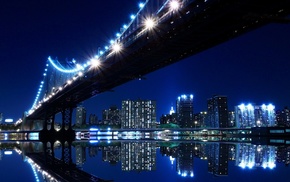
[61,107,73,131]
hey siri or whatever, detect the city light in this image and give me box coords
[169,0,180,11]
[139,2,145,8]
[144,18,156,30]
[90,58,101,67]
[112,43,122,53]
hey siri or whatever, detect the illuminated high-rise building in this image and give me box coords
[176,94,194,128]
[276,107,290,127]
[160,106,177,125]
[121,99,156,129]
[207,95,228,128]
[235,103,276,128]
[228,111,235,127]
[194,111,207,128]
[89,114,98,125]
[102,105,121,126]
[76,106,86,127]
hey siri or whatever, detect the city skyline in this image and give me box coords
[0,1,290,124]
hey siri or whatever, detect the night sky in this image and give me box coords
[1,0,290,121]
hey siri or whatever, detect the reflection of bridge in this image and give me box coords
[19,0,290,131]
[26,153,110,182]
[0,141,111,182]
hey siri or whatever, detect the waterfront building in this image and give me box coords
[121,142,156,171]
[193,111,207,128]
[228,111,235,128]
[176,94,194,128]
[207,95,228,128]
[102,105,121,126]
[276,107,290,127]
[160,106,178,125]
[121,99,156,129]
[76,106,86,127]
[235,103,276,128]
[89,114,98,125]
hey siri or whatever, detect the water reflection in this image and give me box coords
[1,139,290,181]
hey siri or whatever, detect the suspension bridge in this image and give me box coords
[17,0,289,131]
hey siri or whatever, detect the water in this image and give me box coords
[0,140,289,182]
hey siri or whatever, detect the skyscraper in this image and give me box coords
[235,103,276,128]
[176,94,194,128]
[276,107,290,127]
[102,105,121,126]
[207,95,228,128]
[121,99,156,129]
[76,106,86,127]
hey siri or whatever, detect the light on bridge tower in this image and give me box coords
[144,18,156,30]
[169,0,180,12]
[112,43,122,53]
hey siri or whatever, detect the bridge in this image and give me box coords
[19,0,290,132]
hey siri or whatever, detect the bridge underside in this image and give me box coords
[27,0,290,120]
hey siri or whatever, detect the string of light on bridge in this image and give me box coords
[28,0,184,116]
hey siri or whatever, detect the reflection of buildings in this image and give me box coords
[121,142,156,171]
[76,106,86,127]
[176,94,194,128]
[207,143,228,176]
[121,100,156,129]
[207,95,228,128]
[276,146,290,166]
[236,144,276,169]
[235,103,276,128]
[88,146,98,157]
[102,145,120,165]
[76,145,86,168]
[177,143,194,177]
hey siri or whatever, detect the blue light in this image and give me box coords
[89,140,99,143]
[48,57,80,73]
[139,3,145,8]
[123,24,128,29]
[130,14,135,20]
[90,128,99,131]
